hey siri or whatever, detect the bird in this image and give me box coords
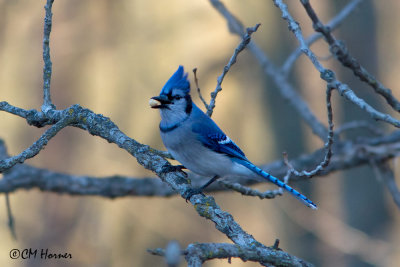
[149,66,317,209]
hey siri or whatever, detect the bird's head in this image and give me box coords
[150,66,192,119]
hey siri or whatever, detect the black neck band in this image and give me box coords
[159,115,190,133]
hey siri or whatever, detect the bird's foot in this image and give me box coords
[184,188,205,202]
[161,164,187,177]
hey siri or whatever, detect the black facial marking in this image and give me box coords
[185,95,192,114]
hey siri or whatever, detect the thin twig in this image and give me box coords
[206,23,260,117]
[218,180,282,199]
[284,86,335,177]
[5,194,17,240]
[42,0,55,112]
[192,68,209,110]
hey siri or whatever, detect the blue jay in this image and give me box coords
[150,66,317,209]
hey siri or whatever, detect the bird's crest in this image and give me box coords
[160,66,190,96]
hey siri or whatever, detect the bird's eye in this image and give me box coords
[173,95,182,100]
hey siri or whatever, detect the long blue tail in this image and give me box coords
[234,159,317,209]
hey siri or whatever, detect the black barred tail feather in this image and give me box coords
[235,159,318,209]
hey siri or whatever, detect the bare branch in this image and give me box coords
[273,0,325,73]
[42,0,55,112]
[218,180,283,199]
[282,0,364,75]
[0,109,74,172]
[332,80,400,127]
[192,68,209,110]
[273,0,400,129]
[206,23,260,117]
[284,86,334,177]
[0,167,174,198]
[2,129,400,200]
[2,1,399,265]
[0,104,305,262]
[0,101,62,127]
[209,0,328,139]
[149,242,313,267]
[300,0,400,112]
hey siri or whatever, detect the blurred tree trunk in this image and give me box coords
[333,1,390,267]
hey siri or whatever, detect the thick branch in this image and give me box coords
[0,104,303,262]
[0,165,174,198]
[149,242,313,267]
[2,130,400,197]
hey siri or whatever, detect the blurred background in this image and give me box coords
[1,0,400,266]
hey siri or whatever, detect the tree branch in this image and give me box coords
[2,130,400,200]
[282,0,364,75]
[148,242,313,267]
[0,103,311,263]
[2,1,399,266]
[300,0,400,112]
[206,23,260,117]
[209,0,328,140]
[272,0,400,128]
[219,179,284,199]
[0,108,75,172]
[284,85,334,178]
[42,0,55,112]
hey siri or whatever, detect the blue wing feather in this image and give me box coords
[191,112,247,161]
[189,104,317,209]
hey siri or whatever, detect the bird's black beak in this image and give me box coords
[149,95,171,109]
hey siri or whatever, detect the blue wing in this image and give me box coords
[189,105,317,209]
[191,116,248,161]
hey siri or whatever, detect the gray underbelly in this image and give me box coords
[161,126,252,178]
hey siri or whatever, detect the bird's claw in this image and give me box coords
[161,164,188,177]
[184,188,205,202]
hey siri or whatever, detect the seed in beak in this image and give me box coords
[149,98,160,108]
